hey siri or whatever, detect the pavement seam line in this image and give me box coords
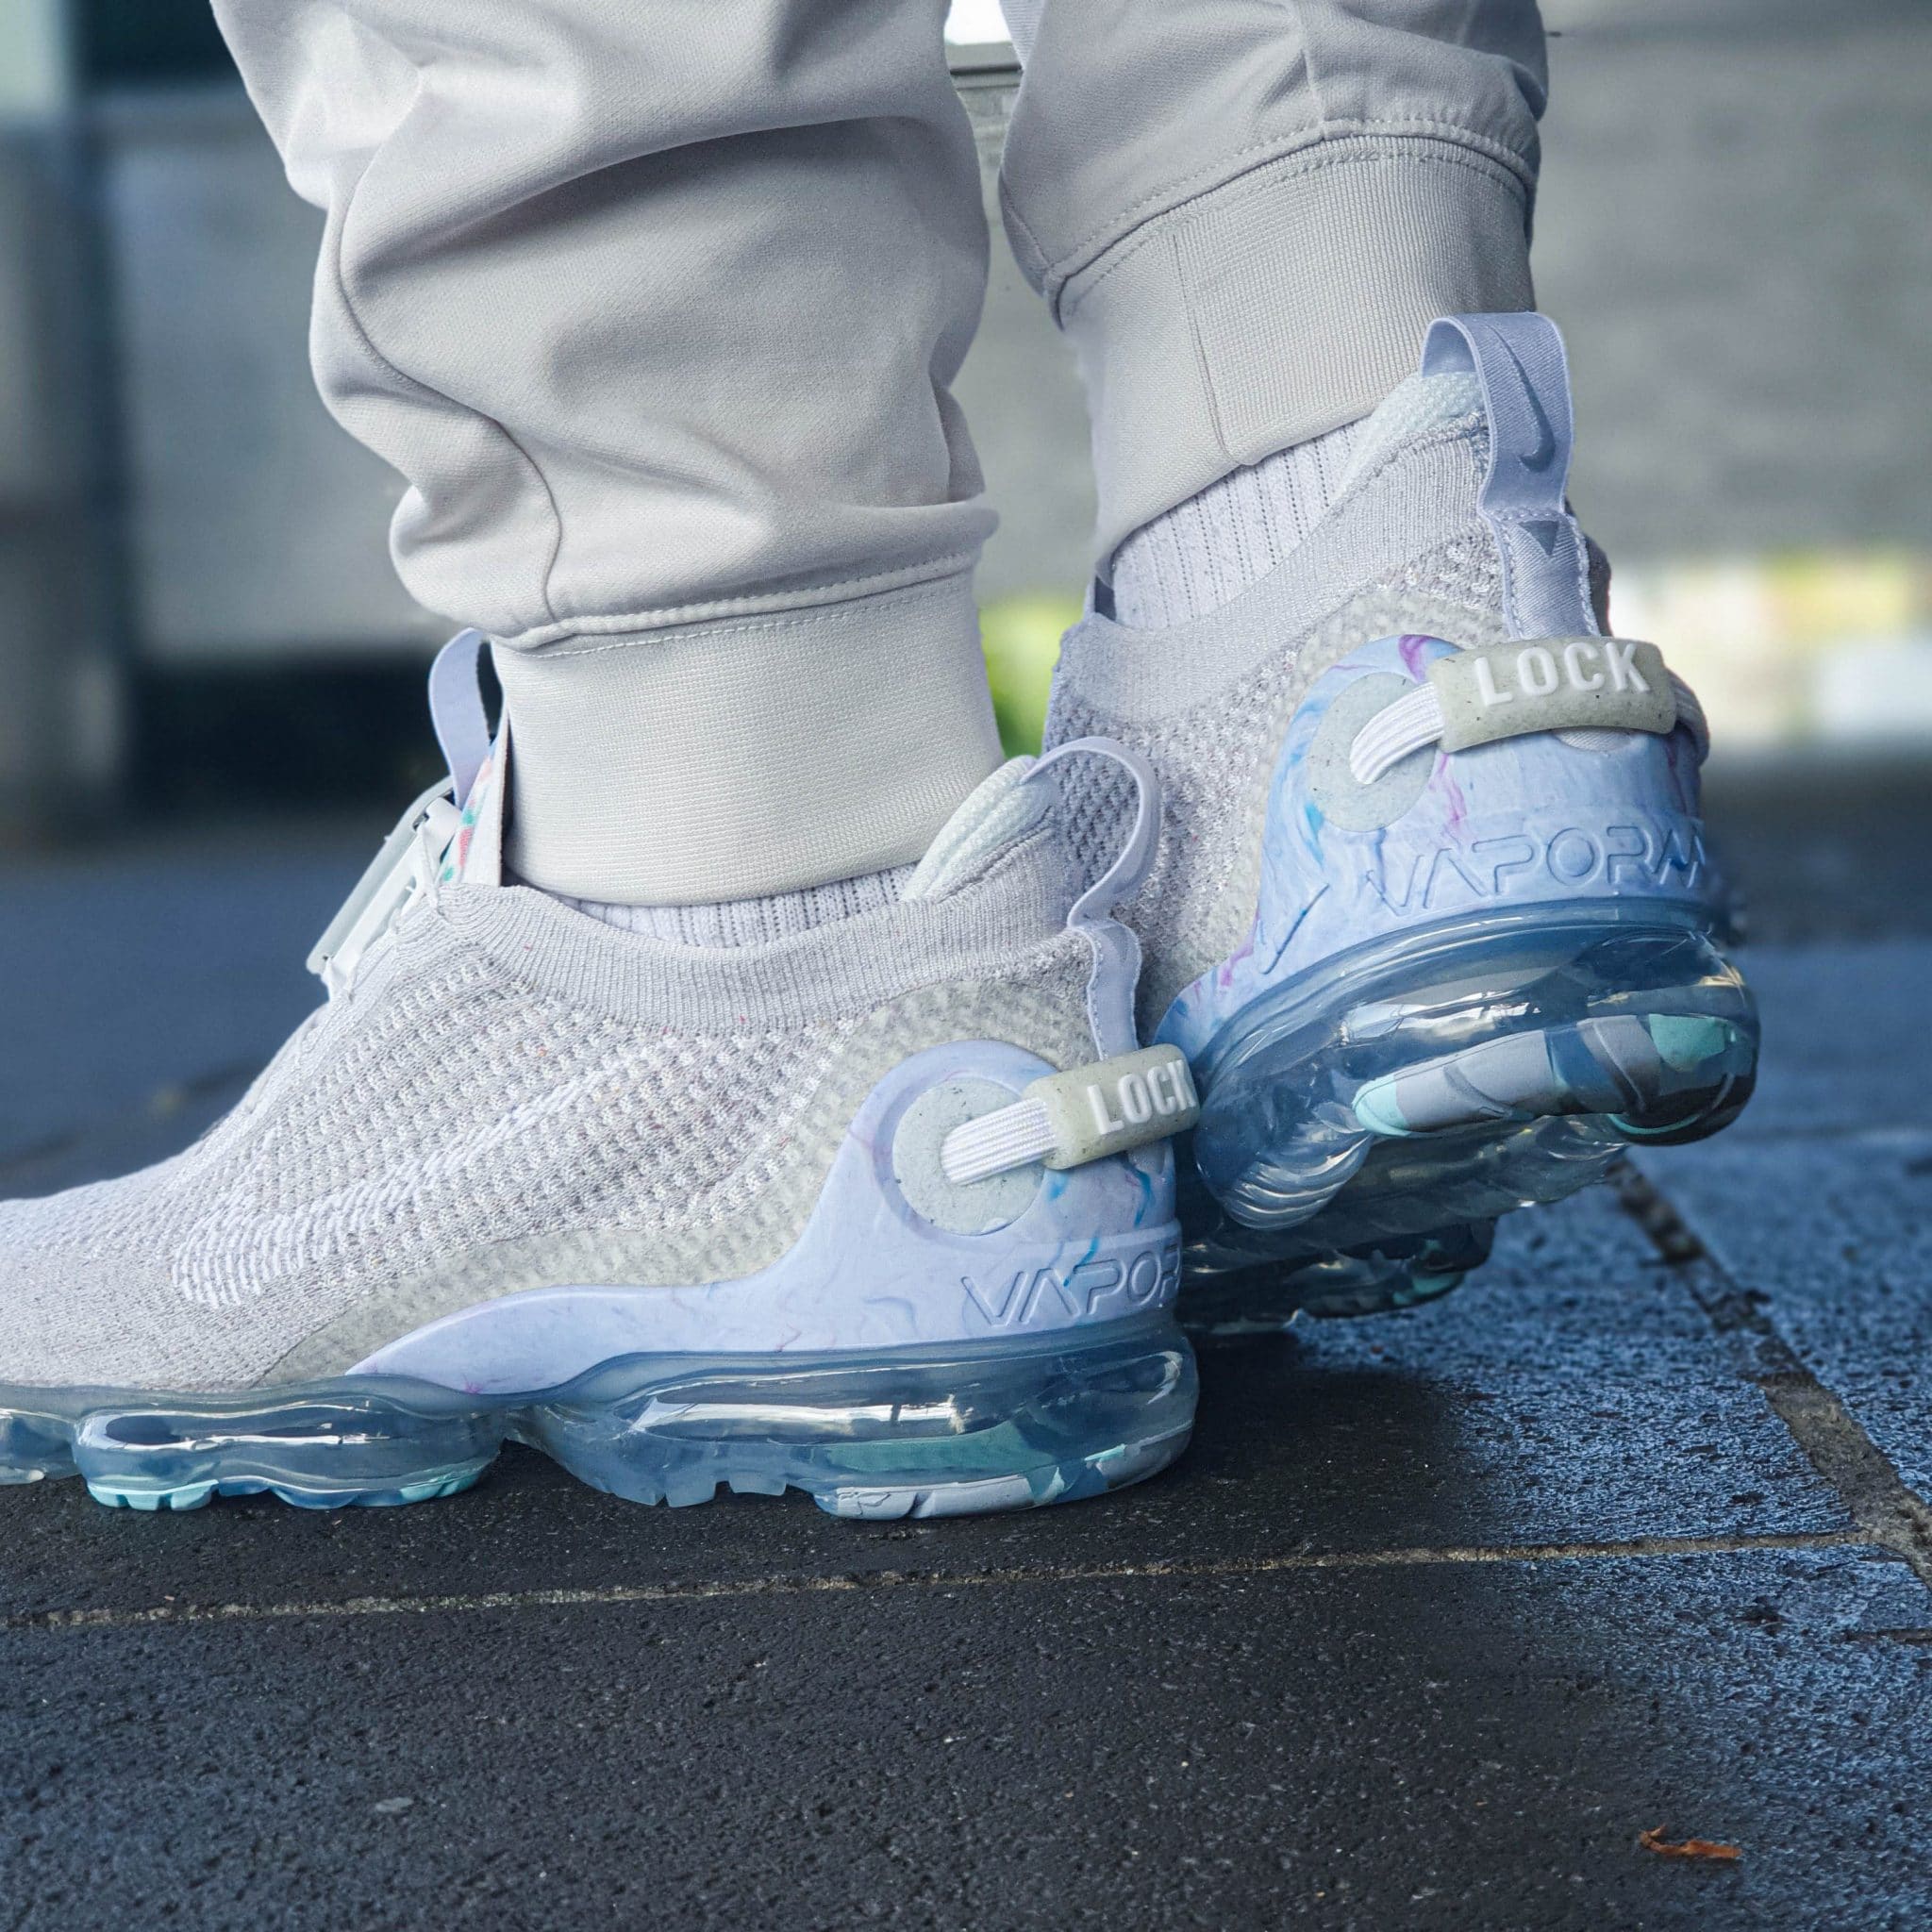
[3,1529,1861,1633]
[1615,1160,1932,1593]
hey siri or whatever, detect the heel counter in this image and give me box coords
[1158,634,1728,1060]
[1283,635,1723,930]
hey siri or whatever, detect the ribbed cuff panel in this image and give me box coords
[496,572,1001,903]
[1061,136,1534,563]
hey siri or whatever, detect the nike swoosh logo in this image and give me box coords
[173,1067,617,1307]
[1498,337,1559,474]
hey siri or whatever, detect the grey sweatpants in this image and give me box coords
[212,0,1544,902]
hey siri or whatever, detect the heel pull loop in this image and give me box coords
[428,628,493,811]
[310,629,491,998]
[1424,313,1596,641]
[1028,737,1162,1061]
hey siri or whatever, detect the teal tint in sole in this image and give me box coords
[1348,1009,1753,1141]
[85,1463,491,1514]
[1178,905,1757,1325]
[1,1314,1194,1522]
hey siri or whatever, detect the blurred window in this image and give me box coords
[79,0,233,86]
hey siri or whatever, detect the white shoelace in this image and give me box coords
[1347,669,1709,786]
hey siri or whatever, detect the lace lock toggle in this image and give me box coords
[307,779,462,999]
[939,1044,1201,1186]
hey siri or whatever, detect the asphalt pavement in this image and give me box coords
[1,783,1928,1930]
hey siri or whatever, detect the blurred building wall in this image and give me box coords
[1541,0,1931,559]
[0,0,1925,827]
[99,92,439,662]
[0,0,122,834]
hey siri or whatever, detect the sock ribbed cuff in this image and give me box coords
[1108,370,1489,630]
[1108,418,1362,628]
[558,864,915,948]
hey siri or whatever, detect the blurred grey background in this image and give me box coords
[0,0,1927,826]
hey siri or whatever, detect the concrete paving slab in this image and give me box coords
[0,1070,253,1201]
[2,1548,1925,1930]
[1703,763,1932,950]
[1648,1132,1932,1502]
[1723,940,1932,1144]
[1,842,1927,1928]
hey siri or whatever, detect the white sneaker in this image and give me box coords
[1047,314,1757,1324]
[0,638,1196,1517]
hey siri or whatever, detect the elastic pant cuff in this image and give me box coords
[1064,136,1535,566]
[496,573,1002,903]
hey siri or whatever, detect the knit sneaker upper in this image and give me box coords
[1,783,1095,1392]
[1049,399,1530,1032]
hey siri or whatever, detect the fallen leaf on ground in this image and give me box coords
[1639,1826,1741,1862]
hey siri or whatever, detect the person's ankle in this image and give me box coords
[1106,418,1363,629]
[1105,369,1487,629]
[549,864,914,947]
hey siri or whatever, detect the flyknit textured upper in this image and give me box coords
[1048,390,1533,1031]
[1,801,1093,1392]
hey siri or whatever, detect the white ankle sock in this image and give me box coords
[557,863,916,947]
[1108,418,1363,628]
[1107,373,1486,629]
